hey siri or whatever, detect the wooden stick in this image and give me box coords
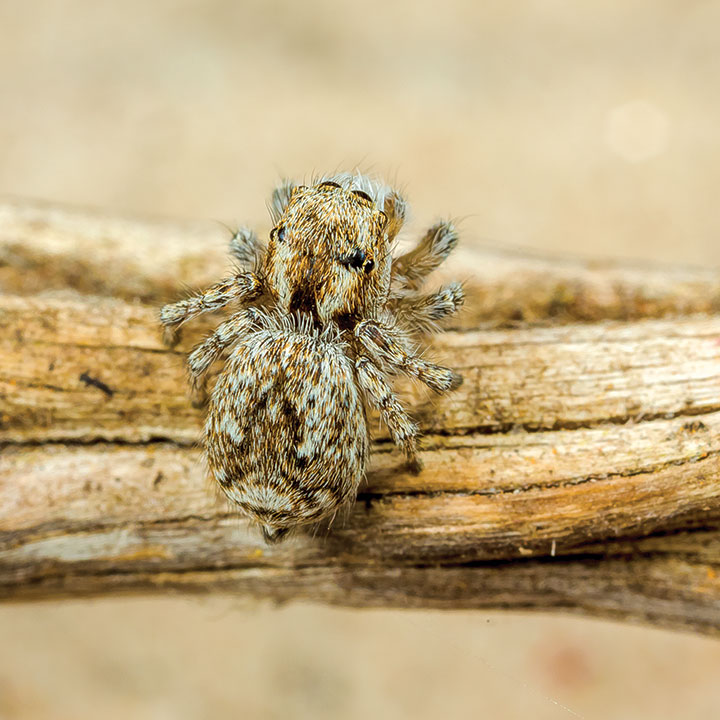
[1,200,719,635]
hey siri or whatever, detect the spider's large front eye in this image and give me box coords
[339,248,369,271]
[347,248,365,269]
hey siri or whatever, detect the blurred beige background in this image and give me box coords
[1,1,719,718]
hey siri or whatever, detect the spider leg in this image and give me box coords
[186,307,262,407]
[356,355,422,473]
[269,179,297,223]
[159,271,263,347]
[355,320,462,394]
[394,282,464,334]
[228,227,264,268]
[382,189,408,244]
[391,221,458,292]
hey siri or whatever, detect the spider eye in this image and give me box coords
[364,259,375,274]
[348,248,365,269]
[339,248,369,271]
[351,189,373,204]
[272,225,286,242]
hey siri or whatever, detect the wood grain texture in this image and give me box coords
[1,199,719,635]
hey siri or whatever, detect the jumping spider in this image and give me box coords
[160,173,464,543]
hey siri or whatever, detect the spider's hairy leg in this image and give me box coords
[186,307,263,407]
[355,320,463,394]
[269,178,297,223]
[356,356,422,473]
[229,227,264,268]
[391,221,459,291]
[383,189,408,242]
[394,281,465,334]
[159,272,263,347]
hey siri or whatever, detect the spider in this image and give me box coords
[160,173,464,543]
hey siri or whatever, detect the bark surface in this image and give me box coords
[1,200,719,635]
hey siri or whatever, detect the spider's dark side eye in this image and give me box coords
[272,225,286,242]
[339,248,371,271]
[351,189,373,204]
[348,248,365,269]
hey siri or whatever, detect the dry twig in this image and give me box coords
[1,200,719,634]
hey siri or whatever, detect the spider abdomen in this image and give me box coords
[205,328,368,541]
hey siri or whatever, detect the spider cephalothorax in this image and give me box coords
[160,172,464,543]
[264,181,392,326]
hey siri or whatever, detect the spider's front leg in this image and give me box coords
[186,307,263,407]
[356,356,423,473]
[355,319,462,394]
[159,271,263,347]
[391,221,458,292]
[228,227,265,268]
[382,189,408,244]
[269,178,297,222]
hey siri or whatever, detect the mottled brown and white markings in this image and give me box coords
[160,172,464,543]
